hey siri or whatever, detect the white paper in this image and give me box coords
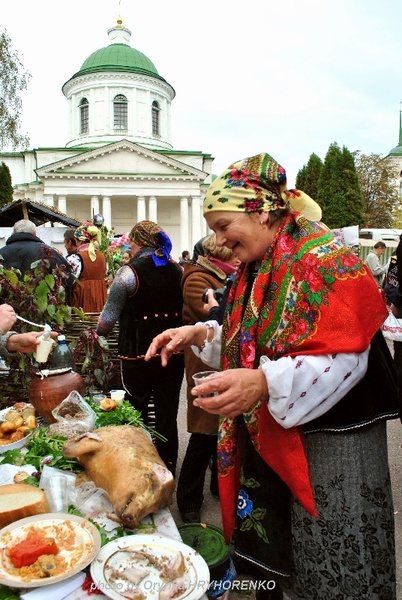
[0,464,37,485]
[20,571,86,600]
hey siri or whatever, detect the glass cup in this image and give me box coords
[91,393,106,405]
[42,475,69,513]
[34,337,54,363]
[192,370,219,398]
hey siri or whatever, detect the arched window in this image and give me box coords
[114,94,128,130]
[80,98,89,134]
[152,100,160,136]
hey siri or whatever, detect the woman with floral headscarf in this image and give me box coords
[67,221,107,312]
[96,220,184,476]
[145,153,399,599]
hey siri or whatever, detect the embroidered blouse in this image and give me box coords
[191,320,369,428]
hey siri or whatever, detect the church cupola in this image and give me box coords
[62,18,175,151]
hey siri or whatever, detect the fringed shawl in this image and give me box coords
[218,213,388,542]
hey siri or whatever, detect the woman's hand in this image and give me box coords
[6,331,57,353]
[203,288,219,311]
[0,304,16,334]
[192,368,268,419]
[145,324,207,366]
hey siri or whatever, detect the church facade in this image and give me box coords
[0,18,213,258]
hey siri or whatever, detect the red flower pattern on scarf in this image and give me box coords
[217,213,388,542]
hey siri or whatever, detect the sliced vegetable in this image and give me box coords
[8,532,59,568]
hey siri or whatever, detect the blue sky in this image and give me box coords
[2,0,402,186]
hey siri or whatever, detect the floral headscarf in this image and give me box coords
[74,222,101,262]
[204,152,322,222]
[129,220,172,267]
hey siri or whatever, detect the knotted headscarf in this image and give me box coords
[204,152,322,222]
[129,220,172,267]
[74,222,102,262]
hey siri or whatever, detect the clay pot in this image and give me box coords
[28,369,86,424]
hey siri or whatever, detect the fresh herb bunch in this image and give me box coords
[68,506,127,546]
[87,399,167,442]
[68,507,156,547]
[0,427,81,472]
[0,584,19,599]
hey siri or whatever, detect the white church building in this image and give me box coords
[0,18,214,258]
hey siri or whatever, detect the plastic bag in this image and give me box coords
[48,391,97,438]
[382,310,402,342]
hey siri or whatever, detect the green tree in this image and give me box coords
[303,153,323,200]
[0,29,31,150]
[295,165,307,191]
[0,161,13,207]
[317,142,364,229]
[354,152,400,228]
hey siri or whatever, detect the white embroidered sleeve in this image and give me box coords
[260,348,370,428]
[66,253,82,278]
[191,320,222,369]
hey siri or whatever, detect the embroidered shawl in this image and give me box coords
[218,213,388,541]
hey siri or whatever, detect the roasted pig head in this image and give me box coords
[63,425,175,528]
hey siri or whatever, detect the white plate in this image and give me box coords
[0,407,37,453]
[91,534,210,600]
[0,513,101,587]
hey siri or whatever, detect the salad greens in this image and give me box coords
[68,506,156,546]
[0,585,19,600]
[0,399,166,472]
[88,399,167,441]
[0,427,79,472]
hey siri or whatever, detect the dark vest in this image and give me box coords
[118,256,183,358]
[384,251,399,304]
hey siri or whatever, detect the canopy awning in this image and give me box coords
[0,199,80,227]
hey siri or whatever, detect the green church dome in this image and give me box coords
[388,144,402,157]
[71,43,167,82]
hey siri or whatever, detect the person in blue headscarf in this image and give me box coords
[97,220,184,475]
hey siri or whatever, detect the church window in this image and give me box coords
[114,94,128,129]
[80,98,89,134]
[152,100,160,136]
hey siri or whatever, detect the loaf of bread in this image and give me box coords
[0,484,50,529]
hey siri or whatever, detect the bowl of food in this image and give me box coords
[0,403,38,453]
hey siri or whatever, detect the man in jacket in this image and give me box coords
[0,219,73,297]
[0,220,71,274]
[365,241,387,288]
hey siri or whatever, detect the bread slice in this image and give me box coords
[0,484,50,529]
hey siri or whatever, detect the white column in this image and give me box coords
[137,196,146,221]
[58,195,67,214]
[191,196,202,250]
[91,196,100,219]
[148,196,157,222]
[56,195,67,227]
[180,197,189,254]
[200,202,207,237]
[102,196,111,231]
[41,195,54,226]
[43,194,54,207]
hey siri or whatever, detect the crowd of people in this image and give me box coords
[0,151,400,599]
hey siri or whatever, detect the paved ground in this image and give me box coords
[171,379,402,599]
